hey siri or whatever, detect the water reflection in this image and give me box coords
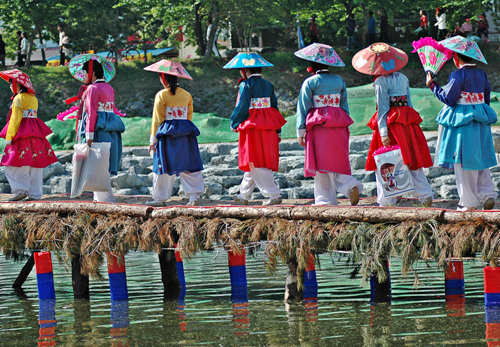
[38,299,56,346]
[110,300,129,346]
[178,286,187,332]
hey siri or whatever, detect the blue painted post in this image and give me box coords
[34,252,56,300]
[484,266,500,307]
[107,253,128,301]
[445,260,465,316]
[175,244,186,287]
[303,255,318,322]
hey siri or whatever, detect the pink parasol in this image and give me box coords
[412,37,453,75]
[143,59,193,80]
[351,42,408,76]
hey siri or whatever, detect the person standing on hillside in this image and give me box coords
[435,7,447,40]
[367,11,377,45]
[15,31,22,67]
[379,9,388,43]
[346,13,361,51]
[418,10,428,37]
[58,24,65,66]
[308,16,319,44]
[20,32,28,66]
[0,35,5,68]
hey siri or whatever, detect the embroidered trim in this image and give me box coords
[23,109,37,118]
[456,91,484,105]
[312,94,340,108]
[97,101,115,112]
[389,95,408,107]
[250,97,271,109]
[166,106,188,120]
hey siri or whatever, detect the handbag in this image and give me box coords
[71,142,112,198]
[373,145,415,198]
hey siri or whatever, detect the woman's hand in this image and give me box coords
[298,136,305,147]
[381,136,391,146]
[86,139,93,147]
[149,144,156,153]
[426,72,434,87]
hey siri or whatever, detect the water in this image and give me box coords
[0,248,496,345]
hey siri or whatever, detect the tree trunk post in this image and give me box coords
[370,259,391,304]
[285,258,303,302]
[12,253,36,289]
[71,254,89,300]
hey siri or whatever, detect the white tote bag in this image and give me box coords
[374,145,415,199]
[71,142,112,198]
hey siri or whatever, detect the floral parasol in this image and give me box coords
[68,54,116,83]
[351,42,408,76]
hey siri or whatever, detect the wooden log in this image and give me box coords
[284,258,303,302]
[0,201,153,218]
[12,253,35,289]
[159,250,181,300]
[71,255,90,300]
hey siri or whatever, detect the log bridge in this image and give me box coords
[3,201,500,304]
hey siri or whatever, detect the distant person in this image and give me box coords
[58,24,65,66]
[205,20,221,57]
[20,32,28,66]
[15,31,22,67]
[62,32,73,61]
[477,14,489,42]
[418,10,428,36]
[0,35,5,68]
[308,16,319,44]
[367,11,377,45]
[378,9,388,42]
[435,7,447,40]
[346,13,361,51]
[460,18,473,36]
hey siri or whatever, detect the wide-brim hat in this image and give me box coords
[68,54,116,83]
[439,35,487,64]
[0,69,36,94]
[294,43,345,67]
[223,52,274,69]
[352,42,408,75]
[143,59,193,80]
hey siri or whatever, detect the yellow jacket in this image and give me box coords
[6,93,38,144]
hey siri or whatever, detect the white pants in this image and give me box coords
[314,172,363,206]
[236,166,281,200]
[152,171,204,202]
[454,164,498,209]
[377,168,433,206]
[5,166,43,199]
[94,189,116,203]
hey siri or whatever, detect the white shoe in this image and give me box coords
[187,200,198,206]
[457,205,476,212]
[262,197,282,206]
[9,191,28,202]
[232,195,249,205]
[145,200,166,207]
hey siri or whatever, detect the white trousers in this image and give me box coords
[152,171,204,202]
[314,172,363,206]
[377,168,433,206]
[237,166,281,200]
[454,164,498,209]
[94,189,116,203]
[5,166,43,199]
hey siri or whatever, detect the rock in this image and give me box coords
[360,182,377,197]
[0,183,11,193]
[423,166,453,179]
[55,151,73,164]
[279,156,305,170]
[350,154,367,170]
[352,169,375,183]
[210,155,238,166]
[285,168,306,181]
[282,187,314,199]
[116,188,139,195]
[129,147,150,157]
[279,141,304,151]
[111,173,151,190]
[204,182,223,196]
[349,135,372,153]
[0,169,8,183]
[43,162,66,180]
[431,174,456,186]
[438,184,458,199]
[208,175,242,188]
[45,176,71,194]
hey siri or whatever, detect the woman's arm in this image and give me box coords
[150,91,166,145]
[5,96,23,145]
[230,82,251,130]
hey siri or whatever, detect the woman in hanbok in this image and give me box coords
[294,43,362,206]
[69,55,125,202]
[352,43,433,206]
[143,60,204,207]
[224,52,286,206]
[0,69,57,201]
[426,36,497,210]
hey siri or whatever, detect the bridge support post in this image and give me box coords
[71,254,89,300]
[159,248,181,300]
[370,259,391,304]
[285,258,303,302]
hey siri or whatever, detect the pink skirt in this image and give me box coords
[1,118,57,168]
[304,107,353,177]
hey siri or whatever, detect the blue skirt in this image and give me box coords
[80,111,125,175]
[153,119,203,175]
[436,103,497,170]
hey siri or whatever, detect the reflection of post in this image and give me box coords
[110,300,130,347]
[445,260,465,317]
[159,246,181,300]
[370,259,391,304]
[178,286,187,332]
[38,299,57,347]
[303,255,318,323]
[228,246,249,335]
[285,258,302,302]
[34,252,56,301]
[107,253,129,301]
[232,302,250,335]
[486,306,500,346]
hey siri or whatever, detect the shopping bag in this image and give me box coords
[71,142,112,198]
[373,145,414,198]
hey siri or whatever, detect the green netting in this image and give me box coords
[1,84,500,151]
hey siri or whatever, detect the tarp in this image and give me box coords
[1,84,500,151]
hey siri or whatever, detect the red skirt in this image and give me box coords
[237,108,286,172]
[365,106,433,171]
